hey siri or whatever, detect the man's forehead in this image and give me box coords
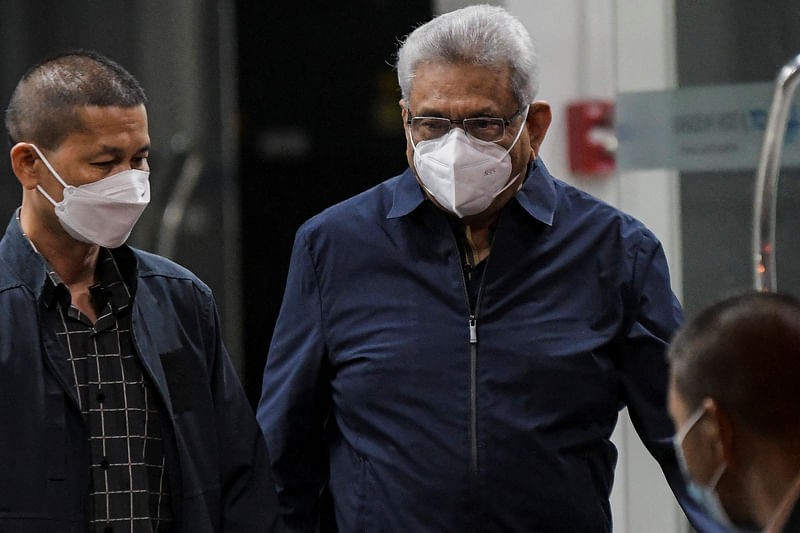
[75,104,148,124]
[57,105,150,154]
[408,61,515,111]
[408,93,512,115]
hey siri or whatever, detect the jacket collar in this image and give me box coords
[386,158,556,227]
[514,157,556,227]
[387,168,426,219]
[0,211,49,300]
[0,211,139,303]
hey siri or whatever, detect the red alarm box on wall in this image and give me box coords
[566,100,616,177]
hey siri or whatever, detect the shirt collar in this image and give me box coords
[39,248,134,314]
[386,158,557,226]
[88,249,134,314]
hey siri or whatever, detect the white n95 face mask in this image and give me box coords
[412,106,529,218]
[29,143,150,248]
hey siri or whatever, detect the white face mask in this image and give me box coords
[29,143,150,248]
[411,105,529,218]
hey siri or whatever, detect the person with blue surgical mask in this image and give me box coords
[668,291,800,533]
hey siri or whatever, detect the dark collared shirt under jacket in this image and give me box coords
[41,249,171,532]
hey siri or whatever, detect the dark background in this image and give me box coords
[0,0,429,404]
[237,2,430,402]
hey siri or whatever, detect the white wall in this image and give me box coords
[435,1,687,531]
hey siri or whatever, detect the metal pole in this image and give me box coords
[753,52,800,291]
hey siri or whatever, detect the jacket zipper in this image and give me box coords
[468,315,479,533]
[451,222,497,533]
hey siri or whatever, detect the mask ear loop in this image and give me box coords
[488,104,532,199]
[675,404,728,490]
[676,404,708,444]
[28,143,70,206]
[706,462,727,491]
[503,104,531,156]
[406,108,420,152]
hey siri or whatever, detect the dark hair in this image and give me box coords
[668,291,800,440]
[5,49,146,149]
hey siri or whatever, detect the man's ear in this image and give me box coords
[10,143,43,190]
[526,101,552,159]
[703,397,735,466]
[399,99,413,145]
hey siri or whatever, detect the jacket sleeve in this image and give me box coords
[257,228,331,532]
[617,230,733,533]
[203,291,285,532]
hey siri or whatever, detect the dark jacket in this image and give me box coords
[0,215,281,532]
[258,160,727,532]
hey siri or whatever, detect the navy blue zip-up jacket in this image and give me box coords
[0,215,282,532]
[258,159,729,532]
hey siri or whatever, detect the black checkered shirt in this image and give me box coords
[40,249,172,532]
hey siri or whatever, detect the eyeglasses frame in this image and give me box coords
[405,107,527,144]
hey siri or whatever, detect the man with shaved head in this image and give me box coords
[668,291,800,532]
[0,50,281,532]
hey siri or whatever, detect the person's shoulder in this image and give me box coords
[129,247,212,294]
[0,246,15,287]
[0,228,35,296]
[299,172,406,236]
[0,255,22,294]
[551,177,654,239]
[552,177,633,220]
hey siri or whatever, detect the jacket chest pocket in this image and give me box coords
[160,348,197,413]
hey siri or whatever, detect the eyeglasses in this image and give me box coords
[406,108,525,143]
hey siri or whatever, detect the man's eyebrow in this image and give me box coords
[89,144,150,158]
[413,106,503,118]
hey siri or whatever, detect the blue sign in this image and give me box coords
[616,82,800,171]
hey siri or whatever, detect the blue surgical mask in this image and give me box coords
[673,405,738,529]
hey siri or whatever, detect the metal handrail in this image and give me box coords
[753,52,800,291]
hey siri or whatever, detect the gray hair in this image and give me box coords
[395,4,538,109]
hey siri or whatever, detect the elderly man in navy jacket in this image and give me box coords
[0,50,281,531]
[258,5,729,533]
